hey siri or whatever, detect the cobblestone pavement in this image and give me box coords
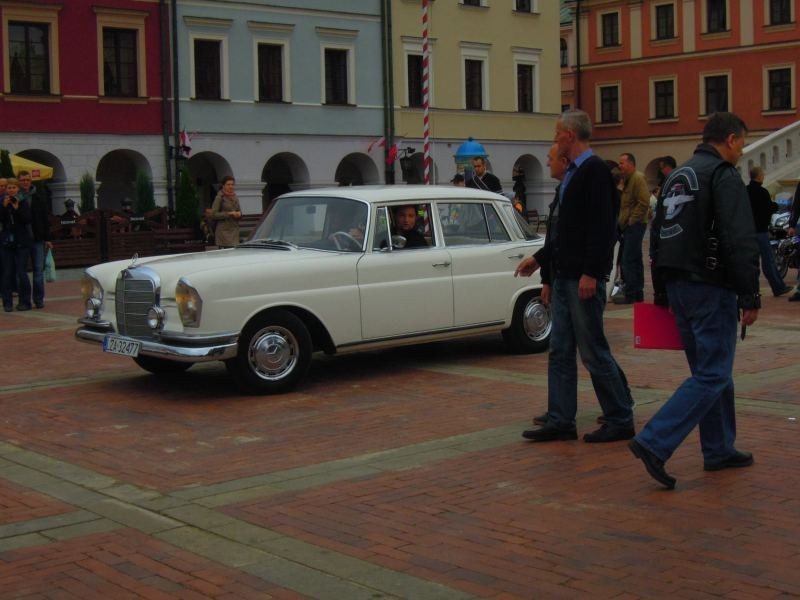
[1,270,798,599]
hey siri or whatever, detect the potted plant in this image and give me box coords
[79,172,96,213]
[175,167,199,230]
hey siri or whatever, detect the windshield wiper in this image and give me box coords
[239,239,298,250]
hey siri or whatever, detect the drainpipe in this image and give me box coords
[381,0,396,184]
[171,0,181,223]
[575,0,582,109]
[159,0,174,214]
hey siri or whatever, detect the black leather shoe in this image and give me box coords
[774,286,793,297]
[628,439,676,489]
[704,450,753,471]
[789,291,800,302]
[3,305,12,313]
[34,302,44,309]
[532,412,548,426]
[15,304,31,311]
[522,425,578,442]
[583,423,635,443]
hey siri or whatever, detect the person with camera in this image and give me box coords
[0,178,33,312]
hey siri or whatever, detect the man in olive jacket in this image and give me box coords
[630,112,760,489]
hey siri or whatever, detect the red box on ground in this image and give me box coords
[633,303,684,350]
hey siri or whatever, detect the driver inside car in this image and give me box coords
[393,205,428,249]
[327,203,366,250]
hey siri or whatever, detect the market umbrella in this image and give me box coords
[10,154,53,180]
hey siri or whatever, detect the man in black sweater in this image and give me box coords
[747,167,790,296]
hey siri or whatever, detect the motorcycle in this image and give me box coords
[770,212,799,279]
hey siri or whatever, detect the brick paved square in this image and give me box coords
[0,477,73,525]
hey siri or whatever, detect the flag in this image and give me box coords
[367,136,386,153]
[385,143,398,165]
[179,128,192,157]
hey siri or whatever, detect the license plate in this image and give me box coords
[103,335,141,357]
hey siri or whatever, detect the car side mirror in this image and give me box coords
[391,235,407,249]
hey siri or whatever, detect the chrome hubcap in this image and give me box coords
[523,298,551,342]
[248,326,298,380]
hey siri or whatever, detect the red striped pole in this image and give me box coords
[422,0,431,184]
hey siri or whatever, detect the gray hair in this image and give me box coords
[559,109,592,141]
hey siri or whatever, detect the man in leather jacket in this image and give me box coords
[629,112,760,489]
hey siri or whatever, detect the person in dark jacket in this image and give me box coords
[515,109,634,443]
[0,178,33,312]
[466,157,503,193]
[18,171,53,309]
[747,167,790,297]
[630,112,760,489]
[393,205,428,249]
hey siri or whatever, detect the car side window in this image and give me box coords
[438,202,490,246]
[485,203,511,242]
[372,206,390,250]
[376,203,435,250]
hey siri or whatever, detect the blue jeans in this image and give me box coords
[1,245,31,308]
[621,222,646,299]
[635,280,738,464]
[546,278,634,429]
[756,232,785,294]
[29,241,45,306]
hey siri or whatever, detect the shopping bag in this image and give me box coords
[633,303,683,350]
[44,248,57,282]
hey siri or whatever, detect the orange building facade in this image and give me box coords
[565,0,799,181]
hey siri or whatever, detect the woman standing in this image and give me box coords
[210,176,242,248]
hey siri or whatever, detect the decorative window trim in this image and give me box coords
[650,1,677,40]
[699,69,732,115]
[189,32,230,100]
[183,16,232,29]
[315,27,358,40]
[512,47,541,113]
[597,8,622,48]
[320,43,355,105]
[95,8,148,98]
[460,42,490,110]
[402,37,435,107]
[701,0,730,34]
[762,63,795,111]
[763,0,795,26]
[252,33,291,102]
[248,21,294,34]
[649,75,678,120]
[595,81,622,124]
[2,3,61,95]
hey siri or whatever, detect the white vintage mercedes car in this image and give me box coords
[76,186,550,394]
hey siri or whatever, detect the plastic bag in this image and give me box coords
[44,249,57,282]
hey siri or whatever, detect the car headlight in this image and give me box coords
[80,273,104,318]
[176,278,202,327]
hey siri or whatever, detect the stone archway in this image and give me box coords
[15,149,66,213]
[335,153,379,186]
[96,149,151,210]
[185,151,233,211]
[261,152,310,211]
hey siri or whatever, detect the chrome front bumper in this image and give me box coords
[75,319,239,363]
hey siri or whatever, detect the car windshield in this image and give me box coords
[251,195,369,252]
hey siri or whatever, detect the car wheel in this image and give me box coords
[133,355,192,374]
[502,292,551,353]
[226,309,312,394]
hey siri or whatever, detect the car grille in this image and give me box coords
[115,271,157,339]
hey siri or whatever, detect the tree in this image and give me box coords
[0,150,13,178]
[175,167,199,229]
[135,171,156,213]
[79,172,95,212]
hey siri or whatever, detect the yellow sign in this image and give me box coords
[10,154,54,180]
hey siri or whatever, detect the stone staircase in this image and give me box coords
[739,120,800,201]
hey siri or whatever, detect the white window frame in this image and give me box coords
[460,42,490,110]
[699,70,732,116]
[649,75,678,120]
[762,63,795,112]
[402,37,435,108]
[2,4,60,95]
[595,81,622,125]
[597,9,622,47]
[185,17,232,101]
[701,0,730,34]
[764,0,795,26]
[249,22,293,103]
[650,1,677,40]
[512,0,539,13]
[513,47,541,113]
[460,0,488,7]
[317,27,357,106]
[95,8,147,99]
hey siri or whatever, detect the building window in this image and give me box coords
[102,28,137,97]
[194,39,221,99]
[707,0,727,33]
[465,59,483,110]
[560,38,568,67]
[517,64,534,113]
[655,4,675,39]
[769,0,791,25]
[325,48,349,104]
[407,54,424,107]
[601,13,620,46]
[463,0,482,6]
[768,68,792,110]
[8,21,50,94]
[654,80,675,119]
[600,85,619,123]
[515,0,532,12]
[257,43,283,102]
[704,74,728,114]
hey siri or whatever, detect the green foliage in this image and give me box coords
[175,167,199,229]
[135,171,156,213]
[79,172,95,213]
[0,150,13,178]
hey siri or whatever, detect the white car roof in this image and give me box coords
[280,185,510,204]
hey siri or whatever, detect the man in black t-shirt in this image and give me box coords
[466,157,502,193]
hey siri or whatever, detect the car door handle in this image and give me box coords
[432,261,451,267]
[508,254,524,260]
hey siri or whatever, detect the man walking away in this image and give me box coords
[630,112,760,489]
[747,167,791,297]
